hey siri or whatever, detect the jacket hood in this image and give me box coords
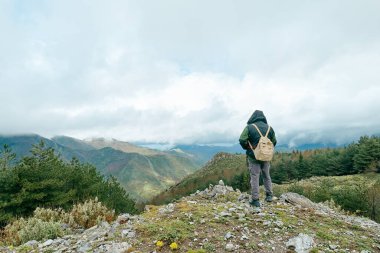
[247,110,267,124]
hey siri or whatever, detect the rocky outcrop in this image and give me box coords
[2,182,380,253]
[280,192,380,235]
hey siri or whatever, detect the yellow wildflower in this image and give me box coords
[169,242,178,250]
[156,240,164,247]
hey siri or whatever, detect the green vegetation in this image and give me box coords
[2,198,115,245]
[273,174,380,222]
[3,217,65,245]
[0,141,136,227]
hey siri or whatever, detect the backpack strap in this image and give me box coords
[265,126,271,138]
[252,123,271,138]
[251,123,263,137]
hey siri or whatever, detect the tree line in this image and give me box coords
[231,135,380,191]
[0,141,136,227]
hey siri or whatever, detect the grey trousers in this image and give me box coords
[248,158,272,200]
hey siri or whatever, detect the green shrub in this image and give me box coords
[67,198,115,228]
[203,242,216,252]
[4,217,64,245]
[331,183,369,215]
[311,179,334,202]
[287,182,305,196]
[1,198,116,245]
[31,198,115,229]
[33,207,68,223]
[138,219,194,242]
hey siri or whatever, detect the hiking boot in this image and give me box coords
[249,199,261,207]
[265,194,273,202]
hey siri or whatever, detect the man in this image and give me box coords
[239,110,277,207]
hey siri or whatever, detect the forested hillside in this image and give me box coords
[0,135,201,201]
[0,142,136,227]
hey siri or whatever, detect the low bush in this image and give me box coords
[1,198,115,245]
[137,219,194,243]
[67,198,115,229]
[3,217,64,245]
[33,207,68,223]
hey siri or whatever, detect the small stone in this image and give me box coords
[42,239,54,247]
[127,231,136,238]
[329,244,338,250]
[158,203,175,214]
[25,240,38,247]
[286,233,314,253]
[225,243,235,251]
[240,234,249,240]
[226,186,234,192]
[220,211,232,217]
[263,220,271,226]
[225,232,234,240]
[274,220,284,227]
[78,243,91,252]
[252,207,261,213]
[238,193,249,202]
[122,229,129,236]
[100,221,110,228]
[219,180,225,186]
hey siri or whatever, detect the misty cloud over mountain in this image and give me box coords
[1,0,379,146]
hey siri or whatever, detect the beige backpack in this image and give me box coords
[248,124,274,161]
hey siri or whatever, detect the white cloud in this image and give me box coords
[0,0,379,145]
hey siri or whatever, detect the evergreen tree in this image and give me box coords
[0,141,137,226]
[354,136,380,172]
[0,144,16,170]
[296,153,311,179]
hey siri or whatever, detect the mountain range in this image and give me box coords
[0,134,347,202]
[0,135,201,201]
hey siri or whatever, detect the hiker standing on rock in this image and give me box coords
[239,110,277,207]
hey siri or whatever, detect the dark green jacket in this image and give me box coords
[239,110,277,161]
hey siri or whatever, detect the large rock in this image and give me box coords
[286,233,314,253]
[281,192,380,234]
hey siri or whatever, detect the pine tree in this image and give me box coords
[0,144,16,170]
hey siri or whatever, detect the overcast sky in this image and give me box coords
[1,0,379,146]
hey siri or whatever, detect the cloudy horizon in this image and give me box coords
[1,0,380,146]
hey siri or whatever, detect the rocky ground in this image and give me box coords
[2,181,380,253]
